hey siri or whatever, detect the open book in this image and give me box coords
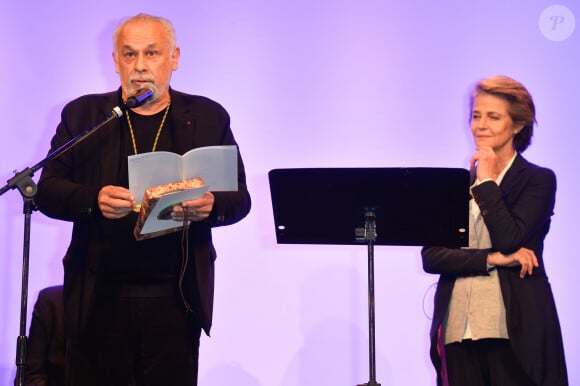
[128,145,238,240]
[134,178,208,240]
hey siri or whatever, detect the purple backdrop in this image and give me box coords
[0,1,577,385]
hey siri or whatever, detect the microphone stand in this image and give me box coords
[0,105,124,386]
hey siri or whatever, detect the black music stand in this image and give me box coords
[268,167,470,386]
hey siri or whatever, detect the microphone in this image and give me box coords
[125,85,156,108]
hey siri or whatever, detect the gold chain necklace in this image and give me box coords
[125,101,171,154]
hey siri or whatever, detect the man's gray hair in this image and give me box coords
[113,13,177,52]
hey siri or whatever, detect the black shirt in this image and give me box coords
[100,106,184,283]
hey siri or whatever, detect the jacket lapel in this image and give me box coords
[499,154,528,204]
[96,89,125,186]
[169,89,196,155]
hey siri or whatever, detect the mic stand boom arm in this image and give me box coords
[0,105,124,197]
[0,105,124,386]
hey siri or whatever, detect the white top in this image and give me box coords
[444,153,517,344]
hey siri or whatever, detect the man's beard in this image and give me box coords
[127,74,156,96]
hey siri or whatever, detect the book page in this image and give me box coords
[182,145,238,191]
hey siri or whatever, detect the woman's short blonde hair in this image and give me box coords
[471,75,536,152]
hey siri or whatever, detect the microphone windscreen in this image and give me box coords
[126,84,156,108]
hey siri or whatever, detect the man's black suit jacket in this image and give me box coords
[36,88,251,339]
